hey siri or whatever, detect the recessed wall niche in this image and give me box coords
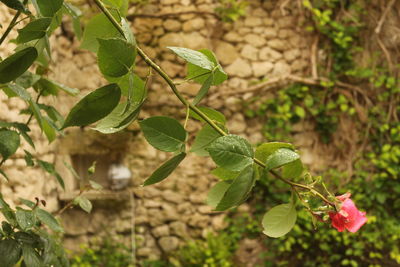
[55,129,132,201]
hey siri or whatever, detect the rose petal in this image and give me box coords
[341,199,359,222]
[329,212,345,232]
[346,211,367,233]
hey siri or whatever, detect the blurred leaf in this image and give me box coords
[36,0,63,17]
[0,0,26,12]
[73,196,92,213]
[35,208,63,232]
[16,209,36,231]
[22,244,43,267]
[0,129,20,160]
[62,84,121,129]
[63,2,82,40]
[255,142,295,162]
[139,116,187,152]
[35,78,79,96]
[0,47,38,84]
[37,160,65,189]
[143,152,186,186]
[16,18,52,43]
[190,106,226,125]
[207,134,253,171]
[168,47,214,70]
[262,202,297,238]
[121,18,135,44]
[6,83,31,100]
[0,239,21,267]
[80,13,123,52]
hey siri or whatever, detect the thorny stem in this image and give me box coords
[0,0,28,46]
[93,0,335,207]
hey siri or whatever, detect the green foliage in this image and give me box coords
[213,165,255,211]
[262,202,297,238]
[16,18,52,43]
[0,47,38,84]
[207,135,254,172]
[80,13,123,52]
[62,83,121,129]
[0,129,20,161]
[190,125,222,156]
[0,195,67,266]
[143,152,186,186]
[97,38,136,77]
[139,116,187,152]
[215,0,248,22]
[70,236,133,267]
[175,233,236,267]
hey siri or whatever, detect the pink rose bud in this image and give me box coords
[328,193,367,232]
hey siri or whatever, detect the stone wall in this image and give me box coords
[0,0,317,263]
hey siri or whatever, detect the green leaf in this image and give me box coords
[22,244,43,267]
[211,167,239,181]
[16,18,52,43]
[198,49,228,85]
[63,2,82,40]
[0,47,38,84]
[6,83,31,100]
[19,198,35,208]
[35,78,79,96]
[167,47,214,70]
[97,38,136,78]
[192,73,213,105]
[189,106,226,125]
[262,203,297,238]
[35,208,63,232]
[0,129,20,160]
[0,0,26,12]
[80,13,123,52]
[93,101,143,134]
[143,152,186,186]
[0,194,17,225]
[264,148,300,172]
[15,71,41,89]
[24,150,34,166]
[207,180,231,208]
[187,49,227,86]
[37,160,65,189]
[215,165,255,211]
[41,117,57,142]
[102,0,128,16]
[139,116,187,152]
[207,135,254,171]
[295,106,306,118]
[0,239,22,267]
[282,159,304,179]
[16,209,36,231]
[121,18,135,44]
[89,180,103,190]
[73,196,92,213]
[255,142,295,162]
[190,124,222,156]
[36,0,63,17]
[62,84,121,128]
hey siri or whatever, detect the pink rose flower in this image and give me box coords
[329,193,367,233]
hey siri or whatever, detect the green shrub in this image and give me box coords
[70,236,133,267]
